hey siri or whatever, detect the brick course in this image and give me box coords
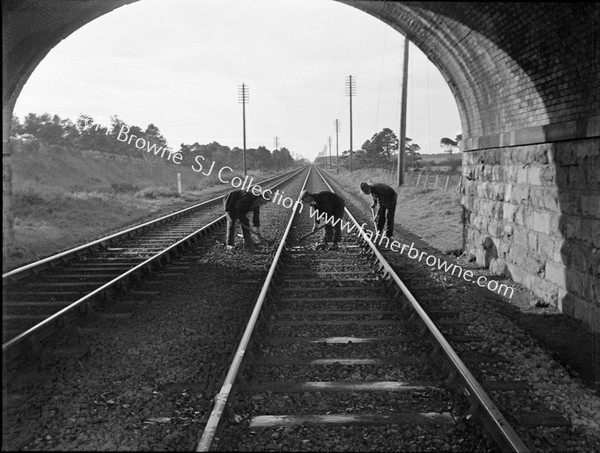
[462,139,600,331]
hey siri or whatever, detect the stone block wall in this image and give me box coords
[462,139,600,331]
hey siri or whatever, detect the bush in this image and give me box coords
[11,134,41,153]
[13,187,46,207]
[135,186,180,199]
[111,182,140,194]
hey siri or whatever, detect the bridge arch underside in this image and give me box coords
[3,1,599,330]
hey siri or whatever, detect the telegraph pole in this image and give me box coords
[274,136,279,172]
[328,136,332,169]
[238,83,249,176]
[345,75,355,173]
[398,38,409,187]
[334,119,340,174]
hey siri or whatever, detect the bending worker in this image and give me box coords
[300,189,345,250]
[224,188,268,249]
[360,182,397,239]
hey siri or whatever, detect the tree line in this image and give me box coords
[330,127,423,171]
[324,127,460,171]
[10,113,299,171]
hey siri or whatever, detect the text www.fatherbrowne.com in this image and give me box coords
[308,207,515,299]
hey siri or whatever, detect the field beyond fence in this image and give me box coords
[357,167,463,193]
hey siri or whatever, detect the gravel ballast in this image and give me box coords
[3,166,599,452]
[2,174,306,451]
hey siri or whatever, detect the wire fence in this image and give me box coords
[362,168,463,193]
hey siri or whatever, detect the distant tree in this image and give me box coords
[73,114,119,152]
[361,127,398,165]
[229,147,243,170]
[254,145,271,170]
[406,142,422,170]
[21,113,66,145]
[178,141,220,167]
[211,143,231,167]
[440,134,461,154]
[144,123,168,149]
[279,147,293,168]
[126,125,144,153]
[140,123,170,163]
[272,148,282,170]
[11,115,23,135]
[338,149,358,169]
[9,115,39,151]
[108,115,134,155]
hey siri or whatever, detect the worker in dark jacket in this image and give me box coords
[300,190,345,250]
[360,182,397,238]
[224,189,267,249]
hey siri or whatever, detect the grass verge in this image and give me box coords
[329,167,463,254]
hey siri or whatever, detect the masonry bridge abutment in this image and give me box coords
[3,1,599,330]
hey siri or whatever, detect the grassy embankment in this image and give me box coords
[5,143,278,272]
[331,167,464,255]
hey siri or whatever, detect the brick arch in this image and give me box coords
[3,1,599,330]
[2,0,135,118]
[4,2,596,146]
[342,1,598,146]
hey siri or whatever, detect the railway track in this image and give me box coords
[196,166,530,452]
[2,167,307,359]
[2,164,594,451]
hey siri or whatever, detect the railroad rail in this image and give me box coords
[2,167,308,356]
[195,166,530,452]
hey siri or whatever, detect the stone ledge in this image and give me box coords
[462,116,600,151]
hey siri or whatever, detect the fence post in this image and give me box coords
[444,175,450,192]
[434,174,439,189]
[424,173,429,188]
[177,173,182,195]
[416,173,421,186]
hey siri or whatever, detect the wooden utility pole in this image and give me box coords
[334,119,340,174]
[238,83,249,176]
[398,38,409,187]
[345,75,355,173]
[274,136,279,171]
[328,136,332,169]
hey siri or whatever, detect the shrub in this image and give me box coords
[135,186,180,199]
[69,190,115,201]
[13,187,46,207]
[111,182,140,194]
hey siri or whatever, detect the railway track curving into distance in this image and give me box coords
[196,165,531,452]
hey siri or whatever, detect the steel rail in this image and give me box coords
[2,168,307,354]
[3,168,304,282]
[196,167,312,452]
[315,166,530,453]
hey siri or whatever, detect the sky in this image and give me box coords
[13,0,462,162]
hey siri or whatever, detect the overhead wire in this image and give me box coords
[375,27,387,131]
[426,59,432,153]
